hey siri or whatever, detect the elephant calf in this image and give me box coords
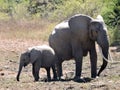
[16,45,57,82]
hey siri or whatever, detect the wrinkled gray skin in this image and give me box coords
[16,45,57,81]
[49,14,109,80]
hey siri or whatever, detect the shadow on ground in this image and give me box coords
[40,77,93,83]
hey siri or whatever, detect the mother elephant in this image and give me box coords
[49,14,109,80]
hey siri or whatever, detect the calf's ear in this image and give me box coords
[29,49,41,63]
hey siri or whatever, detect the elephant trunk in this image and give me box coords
[16,62,24,81]
[98,40,109,76]
[96,27,109,76]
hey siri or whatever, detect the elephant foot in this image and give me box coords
[57,76,66,81]
[40,77,51,82]
[34,79,39,82]
[47,78,52,82]
[52,78,58,81]
[73,76,80,80]
[94,76,99,79]
[91,75,97,78]
[73,76,86,83]
[34,77,39,82]
[16,77,19,81]
[52,76,58,81]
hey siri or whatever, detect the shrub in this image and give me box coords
[102,0,120,45]
[51,0,103,21]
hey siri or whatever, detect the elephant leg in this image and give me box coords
[52,65,57,80]
[71,40,83,80]
[74,55,83,80]
[56,61,63,80]
[32,62,40,81]
[45,67,51,81]
[89,48,97,78]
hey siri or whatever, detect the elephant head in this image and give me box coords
[89,15,109,76]
[16,51,30,81]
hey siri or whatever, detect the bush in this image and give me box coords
[110,28,120,46]
[102,0,120,46]
[51,0,103,21]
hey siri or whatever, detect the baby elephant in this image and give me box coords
[16,45,57,81]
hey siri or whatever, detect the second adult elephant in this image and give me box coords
[49,14,109,80]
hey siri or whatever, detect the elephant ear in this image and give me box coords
[89,21,100,41]
[69,14,92,35]
[29,49,42,64]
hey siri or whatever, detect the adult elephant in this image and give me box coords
[49,14,109,80]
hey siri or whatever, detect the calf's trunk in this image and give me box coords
[16,62,24,81]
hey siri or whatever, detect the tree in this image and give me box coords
[27,0,63,18]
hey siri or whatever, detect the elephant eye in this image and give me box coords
[93,29,98,33]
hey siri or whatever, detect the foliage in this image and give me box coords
[0,0,104,20]
[27,0,63,18]
[0,0,29,20]
[51,0,104,21]
[102,0,120,45]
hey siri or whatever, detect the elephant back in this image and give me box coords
[33,45,56,67]
[49,22,73,60]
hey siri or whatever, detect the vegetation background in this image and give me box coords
[0,0,120,90]
[0,0,120,44]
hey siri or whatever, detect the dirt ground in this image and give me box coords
[0,39,120,90]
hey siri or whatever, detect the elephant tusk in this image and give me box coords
[98,45,113,63]
[108,50,113,62]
